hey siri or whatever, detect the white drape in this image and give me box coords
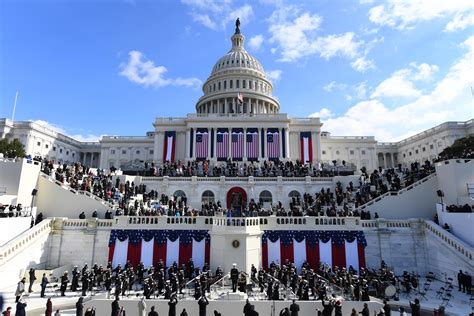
[166,136,173,161]
[345,239,359,272]
[192,238,206,269]
[267,238,281,267]
[319,239,332,269]
[166,237,180,267]
[303,137,309,162]
[140,238,154,268]
[293,238,307,271]
[112,238,129,268]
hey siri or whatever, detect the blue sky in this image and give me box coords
[1,0,472,142]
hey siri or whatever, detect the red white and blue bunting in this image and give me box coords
[163,131,176,162]
[261,230,366,272]
[108,230,210,269]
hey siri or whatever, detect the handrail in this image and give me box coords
[0,219,53,265]
[314,271,345,298]
[356,172,436,211]
[424,220,473,262]
[40,172,116,209]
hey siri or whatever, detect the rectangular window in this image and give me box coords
[415,150,418,154]
[422,147,426,152]
[224,81,227,89]
[236,80,240,88]
[430,144,434,149]
[37,141,41,146]
[72,153,75,157]
[230,80,233,89]
[53,146,56,151]
[149,150,154,155]
[243,80,246,88]
[45,144,49,149]
[218,82,221,90]
[361,150,366,155]
[66,151,69,155]
[111,150,116,154]
[136,150,140,155]
[322,150,326,155]
[350,150,354,155]
[122,150,126,155]
[60,149,63,153]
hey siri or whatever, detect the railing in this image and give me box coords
[40,172,116,209]
[360,219,415,229]
[141,175,335,184]
[424,220,473,262]
[355,172,437,211]
[209,273,231,298]
[0,219,53,264]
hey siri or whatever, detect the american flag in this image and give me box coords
[196,132,208,159]
[246,130,259,160]
[267,131,280,159]
[231,131,244,160]
[216,131,229,160]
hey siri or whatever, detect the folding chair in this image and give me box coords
[436,287,445,299]
[442,293,452,307]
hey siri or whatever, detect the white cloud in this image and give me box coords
[359,0,374,4]
[368,0,474,30]
[119,51,202,89]
[370,62,439,98]
[266,69,282,81]
[323,81,368,100]
[323,81,347,92]
[267,8,377,71]
[249,34,264,50]
[182,0,254,31]
[316,36,473,141]
[309,108,333,119]
[445,12,474,32]
[32,120,102,142]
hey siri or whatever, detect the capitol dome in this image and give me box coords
[196,20,280,115]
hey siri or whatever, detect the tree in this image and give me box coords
[0,138,26,158]
[437,136,474,161]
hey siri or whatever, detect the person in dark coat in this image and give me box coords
[321,300,334,316]
[289,299,299,316]
[409,299,420,316]
[198,295,209,316]
[168,294,178,316]
[41,273,49,298]
[45,298,53,316]
[60,272,69,296]
[29,268,37,293]
[457,270,464,291]
[76,297,84,316]
[359,303,369,316]
[334,300,342,316]
[111,297,120,316]
[230,264,239,293]
[243,299,253,316]
[148,306,158,316]
[383,300,391,316]
[15,300,27,316]
[279,308,290,316]
[179,309,188,316]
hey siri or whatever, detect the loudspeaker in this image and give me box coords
[31,189,38,196]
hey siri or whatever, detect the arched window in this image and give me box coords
[288,190,301,199]
[202,190,215,204]
[259,190,272,205]
[174,190,186,202]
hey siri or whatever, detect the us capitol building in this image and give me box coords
[1,23,472,172]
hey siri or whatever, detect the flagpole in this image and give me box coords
[11,91,19,122]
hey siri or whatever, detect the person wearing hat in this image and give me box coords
[230,264,239,293]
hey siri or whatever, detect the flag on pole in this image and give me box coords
[266,129,280,160]
[237,92,244,104]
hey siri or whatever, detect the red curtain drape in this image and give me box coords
[171,136,176,162]
[358,243,366,269]
[305,242,319,270]
[308,137,313,162]
[179,242,193,266]
[108,244,115,264]
[262,242,268,270]
[331,243,346,270]
[127,240,142,268]
[300,137,304,162]
[205,240,210,265]
[280,241,294,266]
[153,242,167,267]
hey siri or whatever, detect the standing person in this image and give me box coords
[350,308,357,316]
[76,297,84,316]
[111,297,120,316]
[45,298,53,316]
[41,273,49,298]
[54,310,61,316]
[29,268,37,293]
[383,300,391,316]
[279,308,290,316]
[2,307,11,316]
[334,301,342,316]
[15,278,26,303]
[243,299,253,316]
[168,294,178,316]
[409,299,420,316]
[138,297,147,316]
[15,299,27,316]
[457,270,464,291]
[289,299,299,316]
[148,306,158,316]
[230,264,239,293]
[198,295,209,316]
[359,303,369,316]
[60,272,69,296]
[180,309,188,316]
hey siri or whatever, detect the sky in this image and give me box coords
[0,0,473,142]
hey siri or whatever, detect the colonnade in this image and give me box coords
[197,97,278,115]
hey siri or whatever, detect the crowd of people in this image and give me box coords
[445,204,473,213]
